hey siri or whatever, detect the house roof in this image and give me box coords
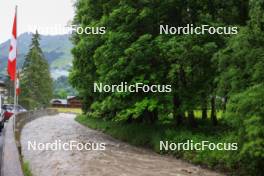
[67,96,81,101]
[51,99,67,105]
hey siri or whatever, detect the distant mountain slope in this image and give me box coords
[0,33,73,78]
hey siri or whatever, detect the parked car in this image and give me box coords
[2,104,27,121]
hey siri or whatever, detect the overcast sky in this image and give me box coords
[0,0,75,43]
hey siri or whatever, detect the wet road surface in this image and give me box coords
[21,113,224,176]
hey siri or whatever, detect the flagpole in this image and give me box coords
[16,72,19,105]
[13,5,17,129]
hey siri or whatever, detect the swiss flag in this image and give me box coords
[8,9,17,81]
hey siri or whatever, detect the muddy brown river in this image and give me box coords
[21,113,224,176]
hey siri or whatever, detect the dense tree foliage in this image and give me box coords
[213,1,264,174]
[20,32,53,109]
[70,0,246,123]
[70,0,263,175]
[226,84,264,175]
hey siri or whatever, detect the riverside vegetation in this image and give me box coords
[70,1,264,175]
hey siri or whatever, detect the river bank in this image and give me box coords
[76,115,239,175]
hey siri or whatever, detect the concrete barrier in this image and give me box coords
[1,116,23,176]
[1,109,58,176]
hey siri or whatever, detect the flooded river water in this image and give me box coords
[21,113,223,176]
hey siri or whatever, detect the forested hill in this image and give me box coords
[0,33,73,78]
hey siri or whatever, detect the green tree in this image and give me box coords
[70,0,247,125]
[214,1,264,174]
[20,32,53,109]
[225,84,264,175]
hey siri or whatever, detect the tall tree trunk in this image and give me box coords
[143,109,158,124]
[188,110,196,127]
[208,0,216,20]
[222,96,228,112]
[211,96,217,125]
[150,109,158,124]
[173,94,183,125]
[202,98,208,120]
[239,0,249,25]
[175,65,187,125]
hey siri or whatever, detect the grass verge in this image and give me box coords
[50,107,82,114]
[22,161,33,176]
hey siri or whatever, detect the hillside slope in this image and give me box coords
[0,33,73,78]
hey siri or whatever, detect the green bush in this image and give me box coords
[225,84,264,175]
